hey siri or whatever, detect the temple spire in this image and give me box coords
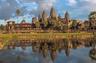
[50,7,57,19]
[65,11,70,21]
[38,12,42,20]
[42,10,48,21]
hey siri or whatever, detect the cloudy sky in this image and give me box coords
[0,0,96,24]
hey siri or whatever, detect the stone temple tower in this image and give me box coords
[65,11,70,23]
[50,7,57,19]
[65,11,71,30]
[42,10,48,21]
[38,12,42,21]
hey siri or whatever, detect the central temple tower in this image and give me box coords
[50,7,57,19]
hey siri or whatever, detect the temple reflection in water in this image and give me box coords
[6,38,94,62]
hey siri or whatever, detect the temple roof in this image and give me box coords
[20,20,31,25]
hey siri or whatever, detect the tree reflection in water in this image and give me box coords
[0,60,3,63]
[63,39,70,56]
[16,55,21,63]
[40,43,49,57]
[89,48,96,60]
[89,37,96,60]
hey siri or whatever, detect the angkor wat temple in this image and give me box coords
[1,7,96,33]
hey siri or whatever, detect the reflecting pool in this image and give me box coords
[0,39,96,63]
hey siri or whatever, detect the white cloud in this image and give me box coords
[7,3,10,6]
[0,0,58,20]
[83,0,96,4]
[23,2,38,11]
[67,0,77,6]
[40,0,57,10]
[1,0,96,21]
[79,0,96,11]
[68,0,96,19]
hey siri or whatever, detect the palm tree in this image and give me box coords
[16,8,21,23]
[88,11,96,32]
[16,8,21,16]
[89,11,96,49]
[71,20,77,32]
[0,24,4,31]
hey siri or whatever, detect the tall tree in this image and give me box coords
[16,8,21,23]
[0,24,4,31]
[71,20,77,31]
[88,11,96,31]
[16,8,21,16]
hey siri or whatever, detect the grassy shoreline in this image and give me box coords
[0,32,95,49]
[0,32,94,40]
